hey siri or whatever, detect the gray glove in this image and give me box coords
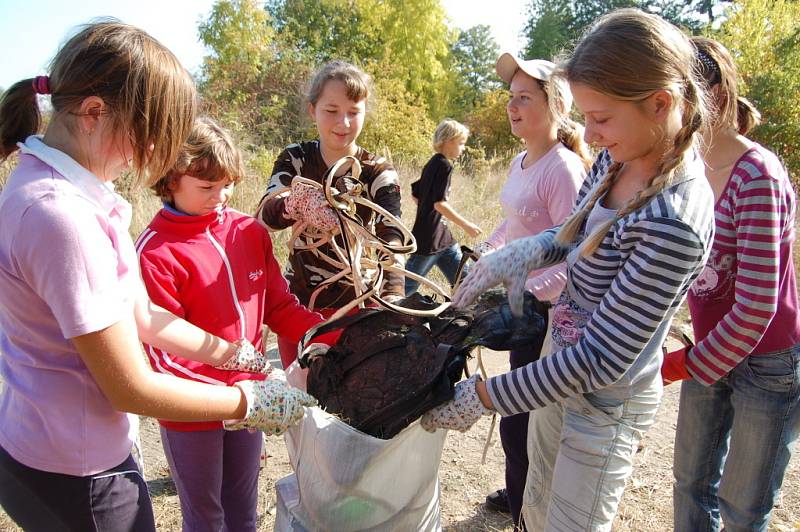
[217,339,270,373]
[224,373,317,436]
[420,374,494,433]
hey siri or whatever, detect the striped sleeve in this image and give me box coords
[686,169,785,384]
[487,216,706,415]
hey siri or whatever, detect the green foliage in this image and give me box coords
[267,0,456,117]
[464,88,521,157]
[448,25,502,114]
[713,0,800,184]
[522,0,722,59]
[198,0,311,147]
[358,63,436,163]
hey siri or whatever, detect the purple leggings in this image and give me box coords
[160,426,262,532]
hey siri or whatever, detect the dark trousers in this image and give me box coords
[499,344,542,528]
[0,444,155,531]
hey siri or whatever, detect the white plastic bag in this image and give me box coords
[277,407,446,531]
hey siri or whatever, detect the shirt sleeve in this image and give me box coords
[687,172,786,384]
[14,196,129,338]
[487,217,706,416]
[428,158,452,204]
[367,162,404,297]
[258,147,298,230]
[261,232,324,343]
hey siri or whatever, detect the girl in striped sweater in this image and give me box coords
[666,37,800,532]
[422,9,716,530]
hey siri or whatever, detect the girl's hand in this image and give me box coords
[217,338,270,373]
[420,374,494,432]
[224,375,317,436]
[464,222,483,239]
[284,181,339,232]
[452,237,544,316]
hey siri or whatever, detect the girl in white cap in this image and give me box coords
[423,8,715,530]
[480,52,590,526]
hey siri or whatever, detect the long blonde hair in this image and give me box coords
[554,9,707,256]
[0,21,197,186]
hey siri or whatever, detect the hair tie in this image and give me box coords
[32,76,51,95]
[695,50,721,86]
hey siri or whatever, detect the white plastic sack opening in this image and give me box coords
[277,362,447,531]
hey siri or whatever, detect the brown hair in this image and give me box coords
[0,21,196,186]
[539,77,593,170]
[691,37,761,135]
[554,9,707,256]
[305,61,372,107]
[151,117,246,200]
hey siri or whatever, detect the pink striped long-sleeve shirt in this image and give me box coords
[686,145,800,385]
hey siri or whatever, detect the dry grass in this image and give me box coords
[0,155,798,531]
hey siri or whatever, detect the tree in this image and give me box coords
[266,0,455,117]
[713,0,800,183]
[198,0,311,147]
[449,25,502,112]
[522,0,727,59]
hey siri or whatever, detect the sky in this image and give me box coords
[0,0,528,90]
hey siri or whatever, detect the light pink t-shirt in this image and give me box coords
[0,136,139,476]
[485,143,586,301]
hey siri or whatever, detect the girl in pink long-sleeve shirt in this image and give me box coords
[480,53,590,525]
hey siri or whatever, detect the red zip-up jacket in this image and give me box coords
[135,207,325,431]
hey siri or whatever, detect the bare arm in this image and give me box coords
[72,317,247,421]
[434,200,482,238]
[133,286,236,366]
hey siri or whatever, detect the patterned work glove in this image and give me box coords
[420,374,494,433]
[474,241,496,257]
[284,180,339,232]
[662,346,692,386]
[223,375,317,436]
[217,339,270,374]
[452,236,545,317]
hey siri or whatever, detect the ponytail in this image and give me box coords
[556,117,593,170]
[0,79,42,160]
[736,96,761,135]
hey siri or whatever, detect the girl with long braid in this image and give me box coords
[421,9,716,530]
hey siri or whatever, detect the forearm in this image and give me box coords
[434,201,476,232]
[74,318,247,421]
[134,290,235,365]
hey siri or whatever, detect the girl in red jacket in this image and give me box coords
[137,117,328,532]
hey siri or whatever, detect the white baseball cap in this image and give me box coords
[496,53,557,84]
[495,52,572,111]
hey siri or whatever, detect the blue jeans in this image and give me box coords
[673,344,800,532]
[404,244,464,296]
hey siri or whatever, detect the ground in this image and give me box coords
[113,348,800,530]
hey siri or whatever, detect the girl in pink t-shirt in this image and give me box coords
[0,22,315,531]
[479,53,590,524]
[665,37,800,531]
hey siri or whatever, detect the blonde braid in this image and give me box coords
[555,161,623,247]
[578,76,704,257]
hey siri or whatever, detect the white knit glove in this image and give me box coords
[284,181,339,232]
[420,374,494,433]
[224,373,317,436]
[452,236,546,317]
[216,339,270,374]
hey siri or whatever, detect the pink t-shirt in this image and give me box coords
[485,143,586,301]
[0,136,139,476]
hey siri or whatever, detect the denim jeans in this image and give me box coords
[673,344,800,532]
[404,244,465,295]
[521,379,661,531]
